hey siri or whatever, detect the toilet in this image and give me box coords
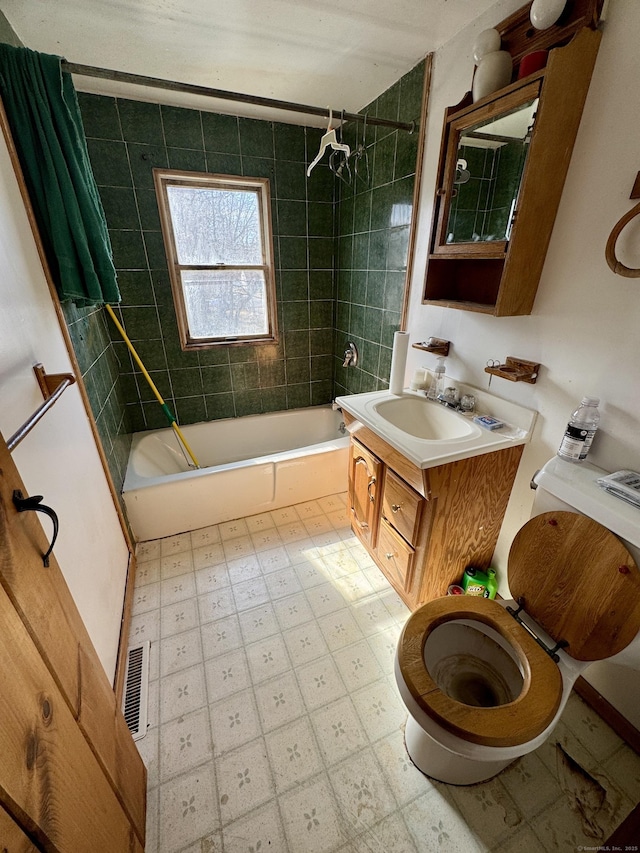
[394,457,640,785]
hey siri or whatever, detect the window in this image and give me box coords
[154,169,278,348]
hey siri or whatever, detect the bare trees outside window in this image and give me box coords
[154,170,278,349]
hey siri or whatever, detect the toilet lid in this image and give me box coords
[508,511,640,661]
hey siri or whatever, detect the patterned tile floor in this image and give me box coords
[131,493,640,852]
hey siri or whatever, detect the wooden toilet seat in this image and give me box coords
[397,596,563,748]
[398,511,640,749]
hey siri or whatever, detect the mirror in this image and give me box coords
[445,97,538,245]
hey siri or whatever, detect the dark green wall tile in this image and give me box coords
[119,305,162,339]
[235,390,263,417]
[162,105,203,149]
[109,230,147,269]
[231,362,260,391]
[78,93,122,140]
[262,387,288,412]
[242,156,276,181]
[284,330,309,358]
[202,365,233,393]
[143,231,168,269]
[309,271,334,300]
[310,328,333,356]
[258,359,286,387]
[239,118,274,159]
[279,236,307,270]
[99,185,139,229]
[205,392,236,420]
[127,143,169,188]
[311,380,333,405]
[202,112,240,154]
[309,238,333,270]
[310,300,333,329]
[372,133,396,188]
[283,301,310,331]
[280,270,308,301]
[286,357,310,384]
[171,367,204,398]
[286,384,310,409]
[118,270,155,305]
[87,139,132,186]
[206,152,242,174]
[135,188,162,230]
[277,200,307,236]
[133,338,168,371]
[167,147,207,172]
[276,160,307,201]
[175,396,207,424]
[118,100,163,144]
[274,123,306,162]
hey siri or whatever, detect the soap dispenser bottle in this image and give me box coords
[427,357,446,400]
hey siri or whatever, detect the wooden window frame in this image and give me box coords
[153,168,278,349]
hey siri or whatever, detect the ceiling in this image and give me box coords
[2,0,500,125]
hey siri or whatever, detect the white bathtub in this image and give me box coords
[122,405,350,541]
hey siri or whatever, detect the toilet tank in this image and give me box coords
[532,456,640,728]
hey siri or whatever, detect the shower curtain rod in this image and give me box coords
[62,61,415,132]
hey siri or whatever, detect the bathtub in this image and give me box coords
[122,405,350,541]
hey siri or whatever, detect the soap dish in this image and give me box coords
[473,415,504,431]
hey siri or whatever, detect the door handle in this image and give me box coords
[12,490,59,567]
[367,476,376,503]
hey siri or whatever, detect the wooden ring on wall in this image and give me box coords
[605,200,640,278]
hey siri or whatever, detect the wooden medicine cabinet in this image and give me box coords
[423,2,603,316]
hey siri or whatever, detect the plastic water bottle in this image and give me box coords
[557,397,600,463]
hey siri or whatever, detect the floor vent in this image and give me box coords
[122,641,150,741]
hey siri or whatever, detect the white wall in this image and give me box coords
[406,0,640,577]
[0,129,130,682]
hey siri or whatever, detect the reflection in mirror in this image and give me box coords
[446,98,538,244]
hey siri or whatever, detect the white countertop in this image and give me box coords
[335,386,537,470]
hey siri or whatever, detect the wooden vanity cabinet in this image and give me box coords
[346,421,524,610]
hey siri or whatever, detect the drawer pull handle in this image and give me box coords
[391,503,402,513]
[385,552,396,560]
[367,476,376,503]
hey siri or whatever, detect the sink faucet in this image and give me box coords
[437,387,459,409]
[342,341,359,368]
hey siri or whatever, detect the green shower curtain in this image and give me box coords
[0,43,120,306]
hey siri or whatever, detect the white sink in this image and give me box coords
[335,388,537,469]
[372,396,480,441]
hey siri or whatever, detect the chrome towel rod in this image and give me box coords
[62,61,415,132]
[7,364,76,453]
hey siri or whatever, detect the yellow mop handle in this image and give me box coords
[105,304,200,469]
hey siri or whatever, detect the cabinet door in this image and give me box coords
[348,439,381,549]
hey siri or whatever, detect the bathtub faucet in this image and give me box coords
[342,341,359,368]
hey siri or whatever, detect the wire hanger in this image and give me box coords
[307,107,351,177]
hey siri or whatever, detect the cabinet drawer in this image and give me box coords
[377,518,414,593]
[382,469,423,546]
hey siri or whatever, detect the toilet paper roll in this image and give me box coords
[389,331,410,395]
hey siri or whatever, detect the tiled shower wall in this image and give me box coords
[78,95,336,432]
[63,57,424,494]
[333,61,425,397]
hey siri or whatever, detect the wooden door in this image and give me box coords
[348,439,382,549]
[0,433,146,851]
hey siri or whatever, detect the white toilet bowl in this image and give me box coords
[394,460,640,785]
